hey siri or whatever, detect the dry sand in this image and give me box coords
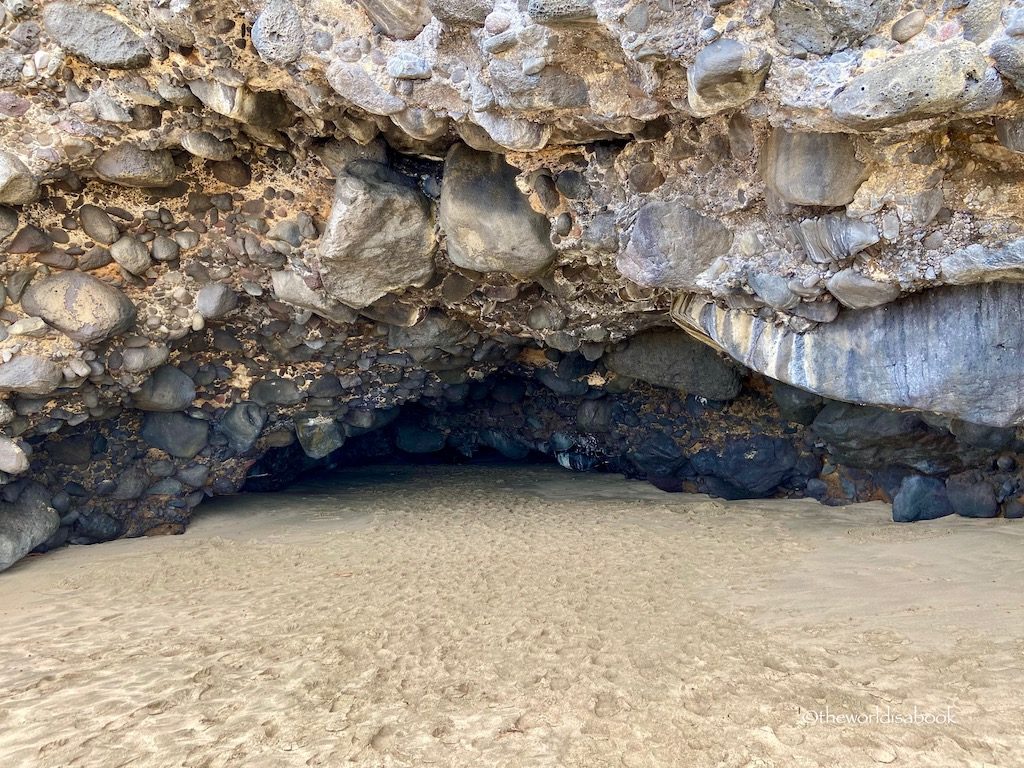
[1,465,1022,768]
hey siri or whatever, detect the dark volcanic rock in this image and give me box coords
[295,414,345,459]
[141,413,210,459]
[606,328,742,400]
[219,402,267,454]
[396,424,446,453]
[629,431,687,478]
[945,474,998,519]
[251,378,304,406]
[810,402,967,475]
[71,511,124,544]
[771,381,823,425]
[132,366,197,412]
[892,476,955,523]
[692,436,799,498]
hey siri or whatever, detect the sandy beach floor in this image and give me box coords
[1,464,1022,767]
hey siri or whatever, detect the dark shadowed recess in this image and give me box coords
[239,360,1024,526]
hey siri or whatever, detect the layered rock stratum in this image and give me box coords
[2,0,1024,569]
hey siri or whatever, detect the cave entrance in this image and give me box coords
[236,354,825,504]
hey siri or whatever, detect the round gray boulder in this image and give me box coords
[252,0,304,65]
[141,412,210,459]
[22,271,137,344]
[132,366,197,412]
[94,144,178,188]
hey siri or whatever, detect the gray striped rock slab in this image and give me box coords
[671,282,1024,427]
[0,484,59,573]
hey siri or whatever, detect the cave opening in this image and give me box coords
[237,352,822,502]
[23,318,1024,557]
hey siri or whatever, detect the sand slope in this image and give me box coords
[1,465,1022,767]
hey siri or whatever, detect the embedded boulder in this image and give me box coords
[318,160,437,309]
[219,402,268,455]
[760,129,868,207]
[0,150,39,205]
[355,0,431,39]
[0,357,64,396]
[42,2,150,69]
[295,414,345,459]
[605,328,743,401]
[196,283,238,319]
[251,0,304,65]
[831,42,998,130]
[78,204,120,245]
[271,271,358,325]
[617,202,732,290]
[527,0,597,23]
[439,145,554,277]
[687,39,771,117]
[940,240,1024,285]
[141,413,210,459]
[772,0,899,55]
[827,269,901,309]
[93,145,178,188]
[428,0,493,25]
[132,366,197,412]
[21,272,137,344]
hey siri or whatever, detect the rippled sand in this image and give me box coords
[1,465,1022,767]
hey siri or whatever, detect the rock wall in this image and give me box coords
[2,0,1024,569]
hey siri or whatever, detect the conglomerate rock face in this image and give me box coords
[1,0,1024,568]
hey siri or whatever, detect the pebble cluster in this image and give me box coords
[2,0,1024,570]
